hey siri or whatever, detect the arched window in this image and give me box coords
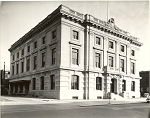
[71,75,79,90]
[96,77,102,90]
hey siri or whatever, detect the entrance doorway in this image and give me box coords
[110,79,117,93]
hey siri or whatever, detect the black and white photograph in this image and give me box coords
[1,1,150,118]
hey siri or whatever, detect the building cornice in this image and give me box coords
[85,14,143,47]
[9,5,143,52]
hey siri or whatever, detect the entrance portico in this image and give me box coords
[9,81,30,95]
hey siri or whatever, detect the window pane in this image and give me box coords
[72,49,78,65]
[73,30,78,40]
[52,48,56,64]
[41,77,44,90]
[109,41,113,49]
[121,45,124,52]
[71,75,79,90]
[51,75,55,90]
[42,53,45,67]
[34,56,37,69]
[120,59,124,72]
[42,37,45,44]
[96,37,100,45]
[22,61,24,73]
[95,53,100,68]
[28,46,30,52]
[96,77,102,90]
[109,56,113,67]
[131,50,135,56]
[33,78,36,90]
[52,30,56,39]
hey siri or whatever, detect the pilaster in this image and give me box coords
[116,41,120,70]
[127,44,131,75]
[103,37,108,66]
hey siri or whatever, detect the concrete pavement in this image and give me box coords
[1,95,148,106]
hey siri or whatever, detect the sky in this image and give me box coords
[0,1,149,72]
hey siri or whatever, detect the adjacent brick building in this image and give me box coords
[139,71,150,97]
[8,5,142,99]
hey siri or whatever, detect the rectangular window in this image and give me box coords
[34,41,37,49]
[16,63,19,74]
[95,53,101,68]
[96,77,102,90]
[52,48,56,65]
[71,75,79,90]
[27,45,30,53]
[109,56,113,67]
[96,37,101,45]
[22,49,24,56]
[13,55,15,60]
[26,58,30,71]
[131,81,135,91]
[33,78,36,90]
[121,45,124,52]
[17,52,19,59]
[73,30,78,40]
[42,53,45,67]
[131,50,135,56]
[109,41,113,49]
[72,48,79,65]
[41,76,44,90]
[42,36,45,44]
[120,59,124,72]
[131,62,135,74]
[122,80,126,91]
[21,61,24,73]
[51,75,55,90]
[12,65,14,75]
[34,56,37,69]
[52,30,56,39]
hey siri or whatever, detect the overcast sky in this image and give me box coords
[0,1,149,72]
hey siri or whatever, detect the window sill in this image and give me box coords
[69,41,82,46]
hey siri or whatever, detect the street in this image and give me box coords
[1,96,150,118]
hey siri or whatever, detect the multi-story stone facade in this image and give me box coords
[8,5,142,99]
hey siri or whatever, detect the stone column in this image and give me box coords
[13,84,15,93]
[18,84,20,93]
[23,83,26,94]
[8,84,11,95]
[118,76,122,94]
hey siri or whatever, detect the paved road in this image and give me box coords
[1,96,150,118]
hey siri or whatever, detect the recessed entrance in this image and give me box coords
[110,79,117,93]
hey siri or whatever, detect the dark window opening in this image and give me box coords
[96,77,102,90]
[52,30,56,39]
[71,75,79,90]
[41,76,44,90]
[73,30,78,40]
[72,48,79,65]
[42,53,45,67]
[96,37,101,45]
[95,53,101,68]
[33,78,36,90]
[51,75,55,90]
[52,48,56,65]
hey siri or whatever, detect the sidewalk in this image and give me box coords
[1,95,147,106]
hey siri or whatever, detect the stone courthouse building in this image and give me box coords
[8,5,142,99]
